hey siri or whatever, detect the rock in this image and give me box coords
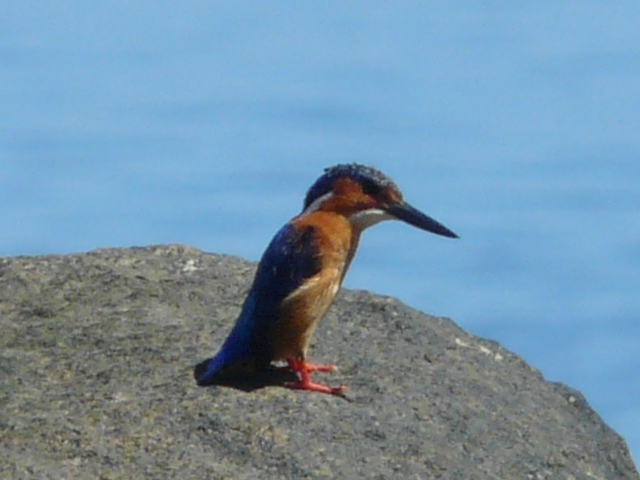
[1,244,638,479]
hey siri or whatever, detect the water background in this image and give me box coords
[2,2,639,465]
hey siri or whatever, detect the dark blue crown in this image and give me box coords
[303,164,399,211]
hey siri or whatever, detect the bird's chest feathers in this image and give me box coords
[274,268,342,359]
[283,213,352,319]
[270,213,354,358]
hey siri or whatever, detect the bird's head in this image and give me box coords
[302,163,458,238]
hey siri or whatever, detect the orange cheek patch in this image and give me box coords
[322,178,376,215]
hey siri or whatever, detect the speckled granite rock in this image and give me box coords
[1,245,638,479]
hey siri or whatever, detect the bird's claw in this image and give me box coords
[285,379,347,396]
[285,357,345,395]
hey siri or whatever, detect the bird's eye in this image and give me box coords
[361,180,381,196]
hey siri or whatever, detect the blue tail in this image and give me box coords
[195,293,259,386]
[194,351,232,386]
[195,327,254,385]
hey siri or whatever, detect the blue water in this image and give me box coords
[2,2,639,465]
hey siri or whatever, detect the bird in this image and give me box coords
[195,163,458,395]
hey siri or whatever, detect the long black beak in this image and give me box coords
[386,201,458,238]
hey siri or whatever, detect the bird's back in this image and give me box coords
[195,212,354,384]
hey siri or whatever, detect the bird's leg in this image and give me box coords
[285,358,346,395]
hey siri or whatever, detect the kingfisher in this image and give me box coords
[195,163,458,395]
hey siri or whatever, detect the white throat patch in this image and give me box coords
[303,193,394,231]
[349,208,394,230]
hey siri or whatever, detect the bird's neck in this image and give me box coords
[342,229,362,283]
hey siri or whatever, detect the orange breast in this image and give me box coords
[268,211,357,361]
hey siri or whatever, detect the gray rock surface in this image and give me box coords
[1,244,638,480]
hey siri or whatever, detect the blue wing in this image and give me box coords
[195,221,321,385]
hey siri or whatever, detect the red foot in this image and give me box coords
[302,361,337,373]
[285,358,346,396]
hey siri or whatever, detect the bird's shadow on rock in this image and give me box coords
[193,361,351,400]
[193,361,298,393]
